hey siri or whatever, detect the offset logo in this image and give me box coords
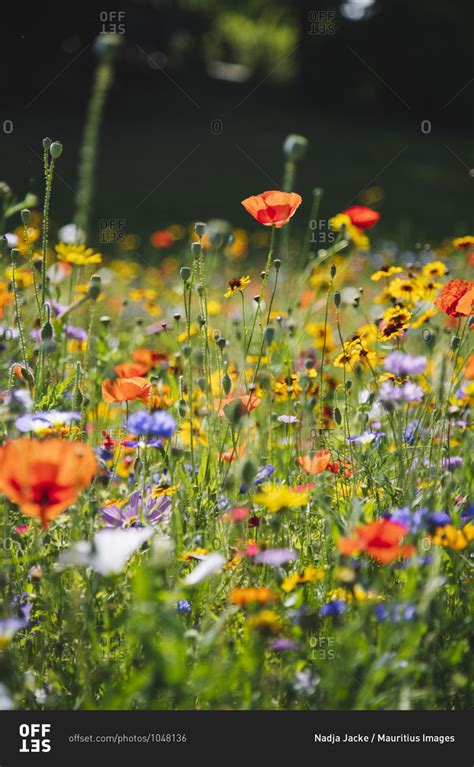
[19,724,52,753]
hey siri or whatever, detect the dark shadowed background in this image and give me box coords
[1,0,473,244]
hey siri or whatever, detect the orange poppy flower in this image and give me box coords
[215,393,261,417]
[114,361,148,378]
[342,205,380,229]
[0,438,97,528]
[132,348,168,370]
[465,356,474,379]
[241,190,302,228]
[434,279,474,317]
[338,520,415,564]
[297,450,331,474]
[102,376,151,403]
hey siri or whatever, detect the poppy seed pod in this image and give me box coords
[194,222,206,237]
[283,134,309,162]
[263,327,275,346]
[87,274,102,300]
[50,141,63,159]
[191,241,202,259]
[21,209,31,225]
[180,266,191,283]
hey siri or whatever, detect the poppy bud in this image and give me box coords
[41,303,54,340]
[241,459,256,485]
[283,134,309,162]
[87,274,102,300]
[178,399,187,417]
[0,236,6,255]
[50,141,63,159]
[345,380,352,390]
[273,258,282,271]
[224,399,242,426]
[94,33,122,62]
[21,209,31,225]
[10,248,20,262]
[197,377,206,392]
[197,313,205,327]
[42,137,51,151]
[333,291,341,308]
[182,345,192,358]
[173,312,181,321]
[180,266,191,283]
[222,373,232,395]
[99,315,110,326]
[194,222,206,237]
[217,337,226,351]
[450,335,460,351]
[334,407,342,425]
[195,349,204,365]
[330,264,337,278]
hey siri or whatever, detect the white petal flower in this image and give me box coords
[184,553,225,586]
[59,528,154,576]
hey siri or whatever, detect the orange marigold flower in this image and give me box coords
[434,279,474,317]
[102,376,151,403]
[0,438,97,528]
[342,205,380,230]
[241,190,302,228]
[338,519,415,564]
[296,450,331,474]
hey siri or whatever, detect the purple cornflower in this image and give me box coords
[254,464,276,486]
[64,324,88,341]
[346,430,385,446]
[101,490,171,528]
[126,410,176,439]
[320,600,348,617]
[379,381,423,404]
[176,599,191,614]
[441,456,463,471]
[375,602,416,622]
[254,548,298,566]
[271,638,300,651]
[0,617,27,646]
[384,352,427,377]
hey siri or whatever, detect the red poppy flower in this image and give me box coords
[102,376,151,403]
[338,519,415,564]
[342,205,380,229]
[297,450,331,474]
[241,191,302,228]
[114,362,148,378]
[0,438,97,528]
[434,279,474,317]
[150,230,176,249]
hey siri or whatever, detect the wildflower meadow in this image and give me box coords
[0,39,473,716]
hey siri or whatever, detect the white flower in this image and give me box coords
[5,233,19,248]
[58,528,154,575]
[58,223,86,245]
[184,553,225,586]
